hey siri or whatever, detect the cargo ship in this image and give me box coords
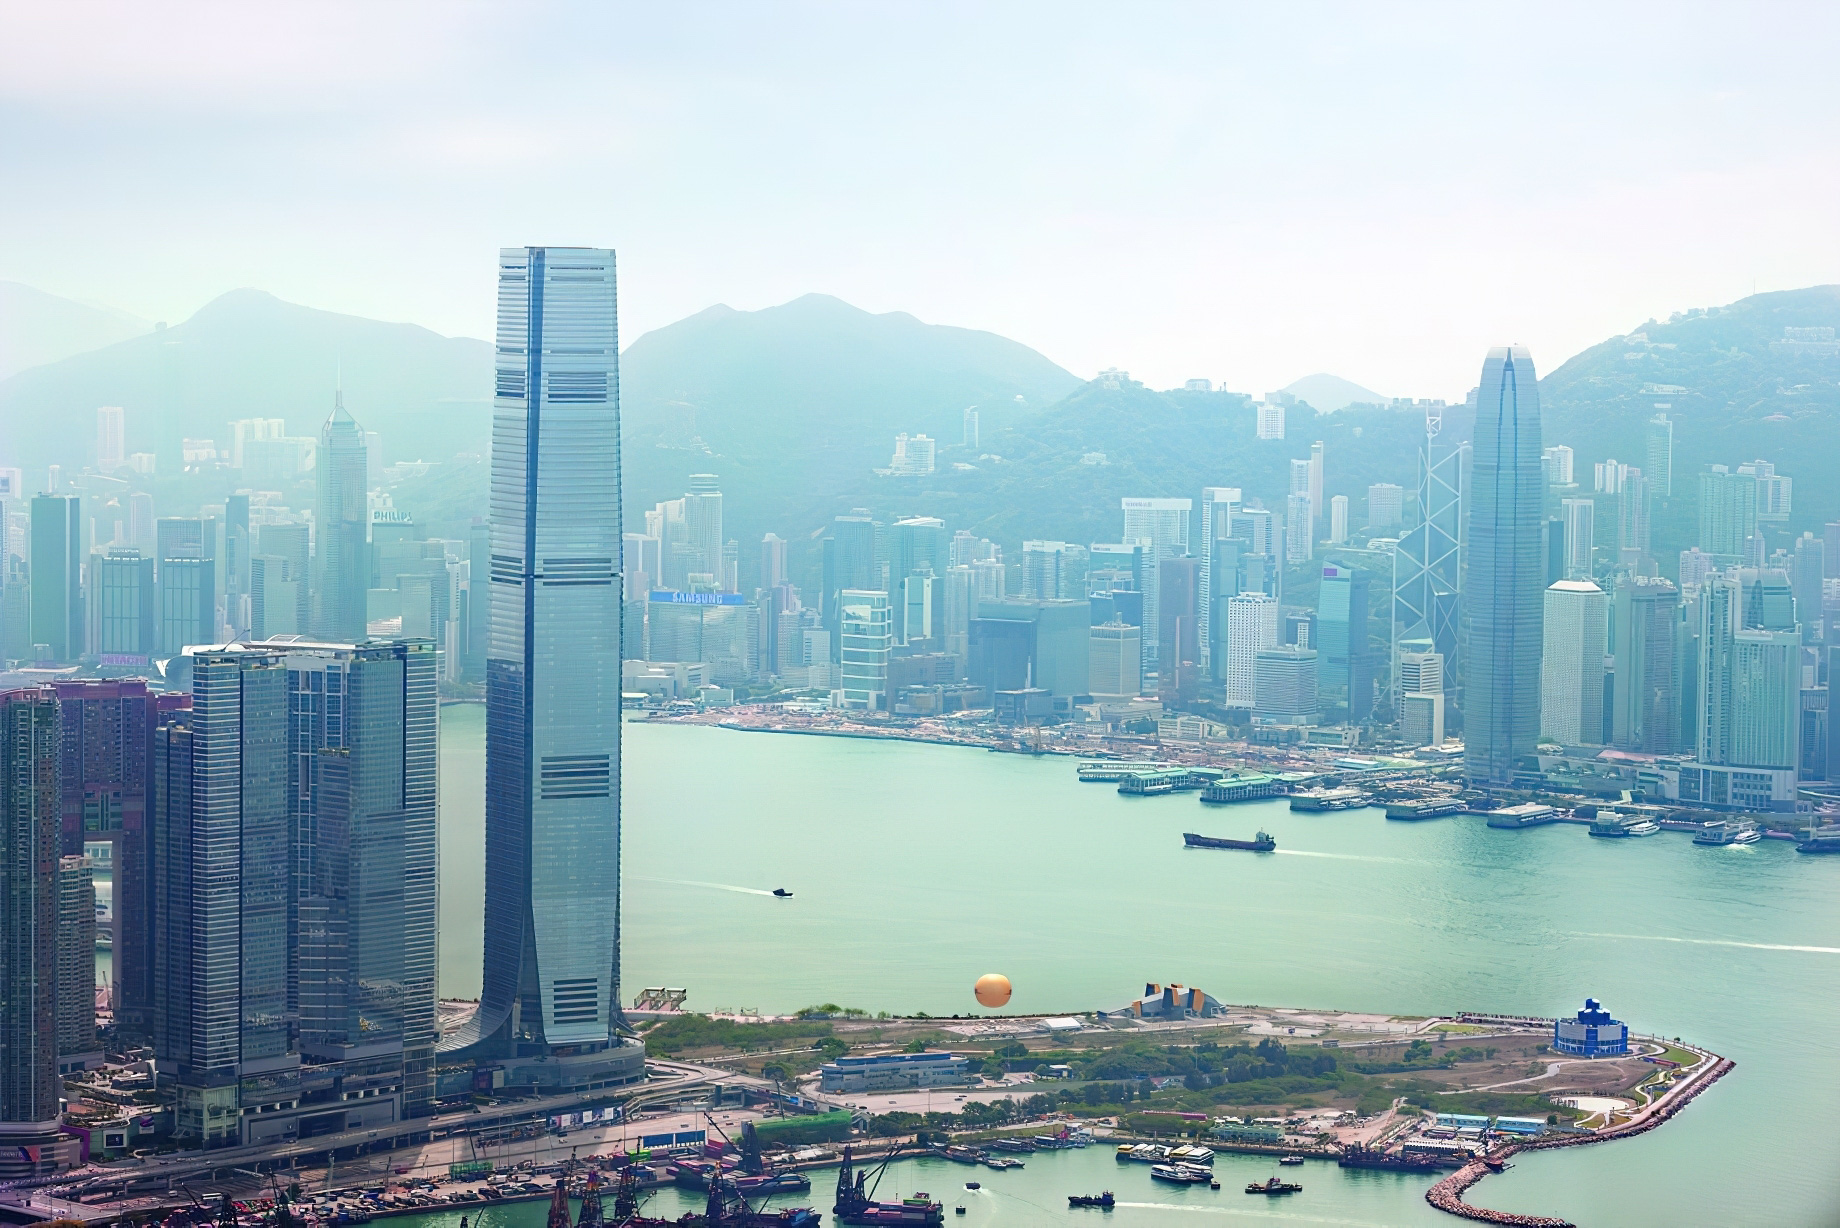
[1289,787,1370,811]
[1693,821,1760,846]
[1183,831,1275,852]
[834,1149,944,1226]
[1384,798,1463,821]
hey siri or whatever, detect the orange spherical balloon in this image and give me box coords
[974,973,1012,1009]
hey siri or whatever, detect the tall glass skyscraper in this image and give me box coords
[1464,346,1544,786]
[449,247,635,1089]
[314,394,369,641]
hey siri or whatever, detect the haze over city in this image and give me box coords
[6,3,1840,394]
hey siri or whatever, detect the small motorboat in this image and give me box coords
[772,887,793,898]
[954,1208,965,1217]
[1278,1155,1304,1167]
[964,1182,979,1190]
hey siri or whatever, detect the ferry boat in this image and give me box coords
[1277,1155,1304,1166]
[1149,1164,1211,1184]
[1796,825,1840,854]
[1693,821,1761,846]
[1484,803,1557,829]
[1199,773,1286,804]
[944,1146,985,1165]
[1118,1144,1168,1163]
[1289,787,1370,812]
[1183,831,1276,852]
[1384,798,1463,821]
[1589,814,1660,837]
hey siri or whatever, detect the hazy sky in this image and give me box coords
[5,2,1839,397]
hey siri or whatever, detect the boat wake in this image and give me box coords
[633,876,777,898]
[1576,932,1840,955]
[1115,1203,1377,1223]
[1273,849,1418,865]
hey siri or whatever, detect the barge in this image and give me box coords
[1184,830,1276,852]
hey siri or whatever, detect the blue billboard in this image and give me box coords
[649,591,746,606]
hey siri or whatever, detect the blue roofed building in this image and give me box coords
[1553,998,1629,1057]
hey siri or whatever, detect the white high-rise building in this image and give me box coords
[1542,444,1575,486]
[1398,650,1445,745]
[684,474,725,589]
[839,590,892,709]
[1286,494,1313,563]
[1089,620,1142,699]
[1256,400,1285,440]
[1367,483,1403,532]
[1308,442,1325,535]
[1540,580,1607,746]
[889,433,936,476]
[1329,495,1349,545]
[96,406,125,473]
[1562,498,1595,578]
[1122,497,1191,664]
[448,247,631,1082]
[962,406,979,449]
[1224,592,1279,707]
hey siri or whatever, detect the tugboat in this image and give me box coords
[1245,1176,1302,1196]
[1067,1192,1115,1208]
[1183,831,1276,852]
[773,888,794,898]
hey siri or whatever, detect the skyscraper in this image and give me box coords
[1308,441,1325,535]
[1223,592,1279,708]
[1157,556,1200,705]
[448,248,635,1089]
[1121,497,1190,666]
[1645,411,1673,498]
[55,855,97,1072]
[314,393,369,641]
[1561,498,1594,579]
[683,474,724,588]
[1464,346,1544,786]
[839,590,892,709]
[1021,541,1086,601]
[1329,495,1349,545]
[1612,576,1680,753]
[96,406,126,473]
[1367,483,1403,532]
[0,689,65,1178]
[1196,486,1240,665]
[1540,580,1606,747]
[963,406,979,449]
[1316,565,1372,723]
[29,494,82,662]
[91,548,156,663]
[760,533,788,591]
[1698,466,1758,559]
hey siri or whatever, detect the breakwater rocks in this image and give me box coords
[1424,1056,1735,1226]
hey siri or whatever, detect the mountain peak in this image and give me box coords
[1282,372,1387,412]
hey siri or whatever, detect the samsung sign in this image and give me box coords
[649,590,746,606]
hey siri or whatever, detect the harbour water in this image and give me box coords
[436,707,1840,1224]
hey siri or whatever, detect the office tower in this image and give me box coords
[967,598,1091,700]
[1792,531,1824,640]
[1594,459,1628,495]
[1022,541,1086,601]
[91,548,156,662]
[282,639,438,1121]
[648,498,689,588]
[1329,495,1349,545]
[839,590,892,709]
[53,679,164,1041]
[1612,576,1680,753]
[683,474,724,588]
[1541,444,1575,486]
[1089,621,1141,698]
[1398,651,1446,746]
[96,406,126,473]
[622,531,660,602]
[1254,643,1319,725]
[229,417,286,468]
[1308,441,1325,533]
[963,406,979,449]
[1256,400,1285,439]
[1393,419,1467,689]
[1737,459,1791,522]
[1088,541,1146,594]
[824,511,879,631]
[943,565,974,659]
[1562,498,1594,579]
[1197,485,1241,661]
[314,392,369,640]
[55,856,97,1071]
[1316,565,1373,722]
[902,571,937,645]
[449,247,630,1086]
[1157,557,1200,705]
[1367,483,1403,532]
[151,652,290,1147]
[30,494,83,662]
[950,529,997,568]
[1690,574,1803,807]
[1121,498,1190,665]
[157,557,214,657]
[1698,466,1758,558]
[889,517,947,642]
[1679,547,1714,590]
[256,522,311,634]
[888,433,936,475]
[1464,346,1544,786]
[1646,412,1673,498]
[1223,592,1279,708]
[1542,517,1566,587]
[1284,493,1313,563]
[970,558,1006,601]
[760,533,788,591]
[1540,581,1606,746]
[1617,466,1650,556]
[223,494,250,635]
[128,492,154,552]
[0,690,65,1178]
[249,555,300,639]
